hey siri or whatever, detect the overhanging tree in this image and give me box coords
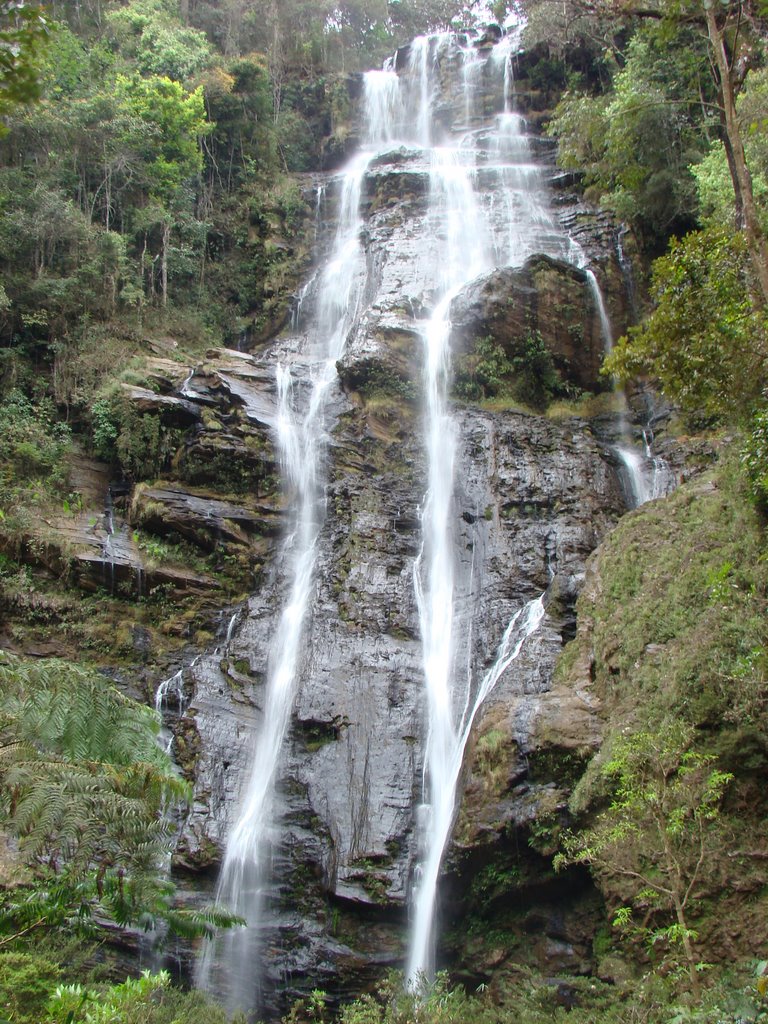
[535,0,768,299]
[0,1,48,123]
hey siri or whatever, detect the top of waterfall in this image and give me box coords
[363,22,528,151]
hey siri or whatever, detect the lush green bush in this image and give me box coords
[0,950,61,1024]
[604,229,768,425]
[46,969,237,1024]
[453,333,568,410]
[0,652,241,949]
[547,21,713,248]
[0,390,70,489]
[742,405,768,514]
[88,393,185,480]
[0,957,237,1024]
[318,967,768,1024]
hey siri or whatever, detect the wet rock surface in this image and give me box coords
[449,257,608,391]
[175,368,629,1004]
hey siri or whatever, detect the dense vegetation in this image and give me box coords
[0,0,767,1021]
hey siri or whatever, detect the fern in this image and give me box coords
[0,651,210,944]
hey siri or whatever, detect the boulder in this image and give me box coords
[450,255,608,392]
[119,384,201,426]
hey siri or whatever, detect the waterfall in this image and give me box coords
[196,122,373,1019]
[569,240,676,508]
[616,428,676,509]
[585,269,614,351]
[365,68,403,144]
[408,155,484,981]
[155,668,185,755]
[407,595,545,983]
[396,36,555,984]
[189,26,648,1012]
[408,36,435,147]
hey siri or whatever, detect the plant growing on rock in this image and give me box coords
[556,722,733,998]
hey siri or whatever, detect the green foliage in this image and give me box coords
[0,1,49,121]
[0,390,71,548]
[115,74,208,205]
[464,335,514,399]
[694,68,768,235]
[0,652,243,946]
[566,451,768,730]
[558,724,733,993]
[604,229,768,424]
[326,966,768,1024]
[90,398,119,462]
[0,653,186,934]
[0,952,237,1024]
[88,394,184,480]
[554,447,768,992]
[0,390,70,489]
[0,949,61,1024]
[107,0,214,81]
[45,968,237,1024]
[742,405,768,512]
[511,330,564,409]
[547,21,715,245]
[453,333,566,410]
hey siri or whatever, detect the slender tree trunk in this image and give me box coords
[706,5,768,307]
[658,810,701,1001]
[161,220,170,308]
[672,893,701,1000]
[719,113,744,226]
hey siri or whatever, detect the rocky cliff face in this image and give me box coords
[0,26,749,1016]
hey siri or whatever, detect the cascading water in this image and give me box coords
[569,235,676,509]
[385,33,568,983]
[615,427,676,508]
[196,111,373,1016]
[407,593,545,982]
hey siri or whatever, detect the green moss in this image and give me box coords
[295,718,341,752]
[0,951,61,1024]
[557,445,768,964]
[337,358,417,402]
[528,747,589,788]
[563,450,768,734]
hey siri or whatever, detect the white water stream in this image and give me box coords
[196,116,374,1015]
[382,34,567,984]
[615,431,676,508]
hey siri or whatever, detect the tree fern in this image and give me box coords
[0,651,220,946]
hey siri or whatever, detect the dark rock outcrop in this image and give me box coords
[131,485,282,552]
[450,256,608,392]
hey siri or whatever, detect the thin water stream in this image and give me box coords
[196,136,373,1018]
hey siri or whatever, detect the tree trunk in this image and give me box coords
[672,893,701,1000]
[161,220,170,308]
[718,107,744,227]
[706,5,768,307]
